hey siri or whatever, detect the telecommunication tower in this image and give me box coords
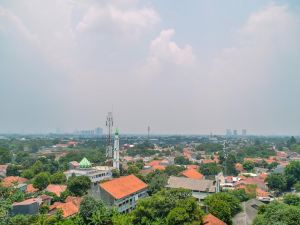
[113,129,120,170]
[106,112,113,158]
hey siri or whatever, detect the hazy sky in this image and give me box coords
[1,0,300,135]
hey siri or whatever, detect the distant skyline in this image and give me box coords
[1,0,300,135]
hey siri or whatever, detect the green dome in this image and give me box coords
[79,157,91,168]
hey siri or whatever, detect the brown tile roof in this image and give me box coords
[100,175,148,199]
[203,213,227,225]
[181,168,204,180]
[26,184,38,193]
[1,176,28,187]
[46,184,67,197]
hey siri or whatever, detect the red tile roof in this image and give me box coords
[100,175,148,199]
[203,213,227,225]
[181,168,204,180]
[256,188,269,197]
[46,184,67,197]
[1,176,28,187]
[26,184,38,193]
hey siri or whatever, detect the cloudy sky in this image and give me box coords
[1,0,300,135]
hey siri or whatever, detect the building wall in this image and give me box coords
[11,202,39,216]
[98,187,148,213]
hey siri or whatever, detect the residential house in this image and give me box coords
[166,176,217,201]
[99,175,148,213]
[1,176,28,191]
[11,198,42,216]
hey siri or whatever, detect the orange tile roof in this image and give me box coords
[187,165,199,170]
[46,184,67,197]
[65,196,81,207]
[146,160,166,170]
[26,184,38,193]
[49,201,80,218]
[235,163,244,172]
[1,176,28,187]
[181,168,204,180]
[256,188,269,197]
[203,213,227,225]
[202,159,215,164]
[100,175,148,199]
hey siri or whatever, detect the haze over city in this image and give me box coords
[1,0,300,135]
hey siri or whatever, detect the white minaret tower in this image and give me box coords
[113,128,120,170]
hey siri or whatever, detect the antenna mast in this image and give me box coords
[106,112,113,159]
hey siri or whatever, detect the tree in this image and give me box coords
[242,161,255,171]
[285,161,300,189]
[127,165,140,176]
[80,196,113,224]
[0,148,11,164]
[174,156,190,165]
[265,173,287,193]
[283,194,300,206]
[146,170,168,195]
[205,199,232,225]
[111,169,120,178]
[33,172,51,190]
[6,164,20,176]
[165,165,185,176]
[67,176,90,196]
[253,201,300,225]
[293,181,300,192]
[224,154,238,176]
[20,169,35,179]
[50,172,67,184]
[131,189,204,225]
[199,163,221,176]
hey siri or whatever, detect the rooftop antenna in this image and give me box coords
[106,112,113,159]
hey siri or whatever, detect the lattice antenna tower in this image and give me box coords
[223,140,228,176]
[106,112,113,158]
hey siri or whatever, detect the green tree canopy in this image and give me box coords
[33,172,51,190]
[67,176,90,196]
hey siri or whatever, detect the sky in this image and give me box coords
[1,0,300,135]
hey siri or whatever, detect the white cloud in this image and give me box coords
[208,4,300,133]
[146,29,195,70]
[0,6,38,43]
[76,1,159,39]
